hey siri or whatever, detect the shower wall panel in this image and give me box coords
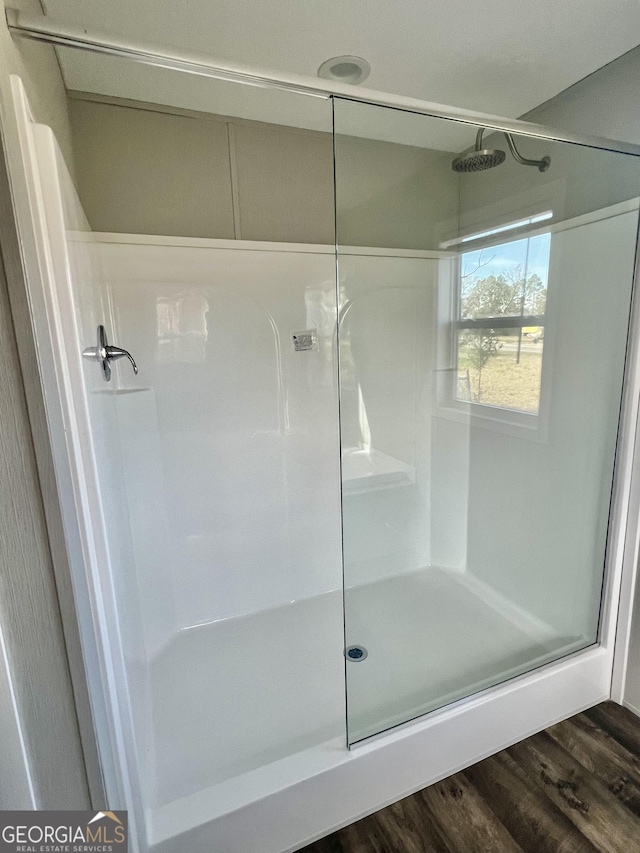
[100,240,342,630]
[472,212,636,635]
[100,239,444,630]
[338,251,442,584]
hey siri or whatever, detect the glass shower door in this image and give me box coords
[333,97,640,744]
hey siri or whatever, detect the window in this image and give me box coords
[455,230,551,417]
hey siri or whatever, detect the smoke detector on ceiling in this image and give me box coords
[317,56,370,85]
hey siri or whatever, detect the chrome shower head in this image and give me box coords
[451,128,551,174]
[452,147,506,173]
[452,128,506,173]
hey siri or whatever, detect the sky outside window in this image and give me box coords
[457,231,551,414]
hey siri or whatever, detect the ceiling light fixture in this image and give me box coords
[317,55,370,85]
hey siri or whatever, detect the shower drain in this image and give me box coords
[345,645,368,662]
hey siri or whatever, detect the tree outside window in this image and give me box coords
[456,232,551,415]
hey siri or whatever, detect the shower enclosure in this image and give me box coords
[4,14,640,852]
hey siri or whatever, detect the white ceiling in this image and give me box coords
[41,0,640,145]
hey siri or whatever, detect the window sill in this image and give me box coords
[434,395,548,444]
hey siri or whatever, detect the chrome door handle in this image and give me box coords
[83,325,138,382]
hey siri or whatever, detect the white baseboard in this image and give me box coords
[622,699,640,719]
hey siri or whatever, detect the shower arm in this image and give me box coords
[470,128,550,172]
[504,133,551,172]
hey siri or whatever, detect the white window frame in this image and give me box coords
[437,198,640,443]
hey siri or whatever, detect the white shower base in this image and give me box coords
[344,568,583,742]
[148,565,584,844]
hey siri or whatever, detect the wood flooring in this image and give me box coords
[300,702,640,853]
